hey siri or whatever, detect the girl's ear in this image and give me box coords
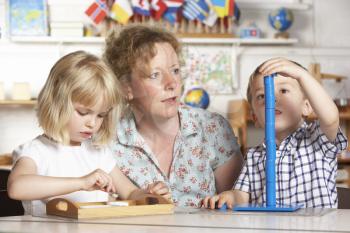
[302,99,313,117]
[251,112,261,128]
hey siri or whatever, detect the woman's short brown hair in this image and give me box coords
[103,24,181,84]
[37,50,123,146]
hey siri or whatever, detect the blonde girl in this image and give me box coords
[8,51,170,215]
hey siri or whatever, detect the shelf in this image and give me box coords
[236,0,311,10]
[10,36,298,45]
[10,36,105,44]
[181,37,298,45]
[0,100,36,106]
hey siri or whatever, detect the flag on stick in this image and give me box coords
[110,0,134,24]
[85,0,109,24]
[131,0,151,16]
[150,0,167,20]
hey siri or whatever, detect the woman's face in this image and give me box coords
[128,42,182,120]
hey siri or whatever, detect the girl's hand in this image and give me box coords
[201,190,235,209]
[146,181,172,200]
[259,57,311,81]
[81,169,116,193]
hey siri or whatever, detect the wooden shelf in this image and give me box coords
[0,100,36,106]
[10,36,298,46]
[236,0,311,10]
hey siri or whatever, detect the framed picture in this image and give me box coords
[8,0,48,36]
[182,45,238,95]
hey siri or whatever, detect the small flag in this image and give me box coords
[110,0,134,24]
[163,11,177,24]
[226,0,240,20]
[85,0,108,24]
[150,0,167,20]
[203,8,217,27]
[131,0,151,16]
[233,1,240,21]
[183,0,209,22]
[164,0,184,11]
[210,0,225,18]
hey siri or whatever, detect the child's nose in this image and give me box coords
[86,117,96,128]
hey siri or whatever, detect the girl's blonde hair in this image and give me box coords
[37,50,123,146]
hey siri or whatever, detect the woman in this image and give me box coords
[103,25,243,207]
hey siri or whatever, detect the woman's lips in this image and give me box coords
[162,97,177,104]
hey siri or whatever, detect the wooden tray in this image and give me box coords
[46,194,174,219]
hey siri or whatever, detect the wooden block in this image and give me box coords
[46,194,174,219]
[0,154,12,165]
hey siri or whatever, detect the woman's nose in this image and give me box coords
[163,72,177,90]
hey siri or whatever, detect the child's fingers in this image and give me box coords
[161,193,172,201]
[218,198,232,209]
[201,196,211,208]
[148,181,168,193]
[209,195,220,209]
[259,57,284,74]
[151,186,169,195]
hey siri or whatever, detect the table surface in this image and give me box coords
[1,208,350,233]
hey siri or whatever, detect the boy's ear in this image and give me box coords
[302,99,313,117]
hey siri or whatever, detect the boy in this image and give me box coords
[203,57,348,208]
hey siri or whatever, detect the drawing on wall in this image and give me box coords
[8,0,48,36]
[182,45,237,95]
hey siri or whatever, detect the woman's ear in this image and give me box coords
[302,99,313,117]
[123,83,133,101]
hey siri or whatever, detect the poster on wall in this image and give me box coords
[8,0,48,36]
[182,45,237,95]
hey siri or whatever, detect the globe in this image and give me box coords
[268,7,293,32]
[184,87,210,109]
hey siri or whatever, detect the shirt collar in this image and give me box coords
[261,121,309,149]
[116,104,198,147]
[178,104,199,138]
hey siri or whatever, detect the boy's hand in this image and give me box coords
[146,181,172,200]
[81,169,116,193]
[201,190,235,209]
[259,57,310,81]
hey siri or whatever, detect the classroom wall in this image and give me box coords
[0,0,350,153]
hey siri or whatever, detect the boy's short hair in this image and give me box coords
[103,24,182,84]
[246,60,307,105]
[37,50,123,146]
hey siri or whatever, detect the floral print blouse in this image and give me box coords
[112,105,241,207]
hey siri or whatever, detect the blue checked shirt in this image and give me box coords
[234,121,348,208]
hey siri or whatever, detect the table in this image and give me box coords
[1,208,350,233]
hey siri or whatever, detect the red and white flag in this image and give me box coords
[85,0,109,24]
[150,0,167,20]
